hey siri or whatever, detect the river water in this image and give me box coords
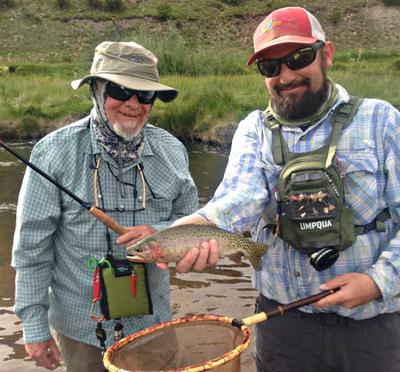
[0,141,257,371]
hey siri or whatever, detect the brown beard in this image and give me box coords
[271,61,330,121]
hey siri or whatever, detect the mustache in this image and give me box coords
[275,78,311,94]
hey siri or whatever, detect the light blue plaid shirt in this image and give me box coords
[199,84,400,320]
[12,117,198,346]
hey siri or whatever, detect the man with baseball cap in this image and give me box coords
[12,41,198,371]
[171,7,400,372]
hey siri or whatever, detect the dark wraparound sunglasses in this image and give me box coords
[257,41,325,78]
[106,82,157,104]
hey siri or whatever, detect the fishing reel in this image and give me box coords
[309,247,339,272]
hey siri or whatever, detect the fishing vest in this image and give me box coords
[263,97,390,270]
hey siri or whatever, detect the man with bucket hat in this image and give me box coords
[172,6,400,372]
[12,41,198,371]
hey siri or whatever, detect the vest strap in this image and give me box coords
[264,208,390,237]
[325,97,363,168]
[264,111,285,165]
[354,208,391,235]
[263,97,363,167]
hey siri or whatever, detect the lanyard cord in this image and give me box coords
[136,164,147,208]
[105,160,158,200]
[93,155,113,256]
[133,167,137,227]
[137,163,159,200]
[93,158,101,208]
[93,156,144,238]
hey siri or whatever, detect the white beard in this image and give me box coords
[112,120,142,141]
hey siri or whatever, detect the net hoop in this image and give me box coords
[103,314,251,372]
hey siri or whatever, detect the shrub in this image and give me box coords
[19,116,40,137]
[56,0,69,9]
[392,59,400,71]
[88,0,103,9]
[105,0,124,11]
[221,0,243,5]
[0,0,14,8]
[329,9,341,25]
[156,3,172,20]
[381,0,400,6]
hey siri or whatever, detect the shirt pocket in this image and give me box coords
[337,149,379,221]
[61,201,111,257]
[139,185,177,223]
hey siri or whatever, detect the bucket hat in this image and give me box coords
[247,7,326,65]
[71,41,178,103]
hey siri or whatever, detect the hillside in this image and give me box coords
[0,0,399,64]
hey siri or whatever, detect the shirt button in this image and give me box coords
[294,271,301,277]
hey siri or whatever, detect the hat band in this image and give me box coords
[97,70,160,83]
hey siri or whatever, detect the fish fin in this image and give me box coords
[247,243,269,271]
[226,252,243,265]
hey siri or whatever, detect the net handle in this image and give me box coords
[238,288,338,327]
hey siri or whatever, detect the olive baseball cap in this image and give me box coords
[71,41,178,103]
[247,7,326,65]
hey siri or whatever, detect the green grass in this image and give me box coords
[1,57,398,141]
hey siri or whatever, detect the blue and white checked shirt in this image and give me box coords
[12,117,198,346]
[199,84,400,320]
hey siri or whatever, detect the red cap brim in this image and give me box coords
[247,36,318,65]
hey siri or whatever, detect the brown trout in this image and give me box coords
[126,224,268,271]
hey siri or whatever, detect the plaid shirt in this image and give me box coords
[199,84,400,320]
[12,118,198,346]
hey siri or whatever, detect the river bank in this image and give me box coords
[1,63,399,143]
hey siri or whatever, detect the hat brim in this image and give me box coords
[71,73,178,103]
[247,36,319,65]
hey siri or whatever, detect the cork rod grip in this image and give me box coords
[89,207,129,235]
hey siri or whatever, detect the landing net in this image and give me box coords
[104,314,250,372]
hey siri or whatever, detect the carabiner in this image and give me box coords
[90,298,105,322]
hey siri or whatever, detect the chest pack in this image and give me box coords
[264,97,389,271]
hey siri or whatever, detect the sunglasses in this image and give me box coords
[256,41,325,78]
[106,82,157,104]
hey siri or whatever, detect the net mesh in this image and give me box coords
[104,315,250,372]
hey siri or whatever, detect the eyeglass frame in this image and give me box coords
[256,41,325,78]
[93,158,161,214]
[105,81,157,104]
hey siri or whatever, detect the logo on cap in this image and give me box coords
[128,55,145,64]
[93,56,105,71]
[262,18,299,34]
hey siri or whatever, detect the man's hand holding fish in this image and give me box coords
[169,214,220,273]
[125,214,268,272]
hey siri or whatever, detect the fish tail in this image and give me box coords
[248,243,269,271]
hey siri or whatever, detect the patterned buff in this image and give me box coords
[90,79,145,166]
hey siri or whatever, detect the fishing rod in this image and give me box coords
[232,288,339,328]
[0,139,128,235]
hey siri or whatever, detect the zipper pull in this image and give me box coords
[274,186,281,202]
